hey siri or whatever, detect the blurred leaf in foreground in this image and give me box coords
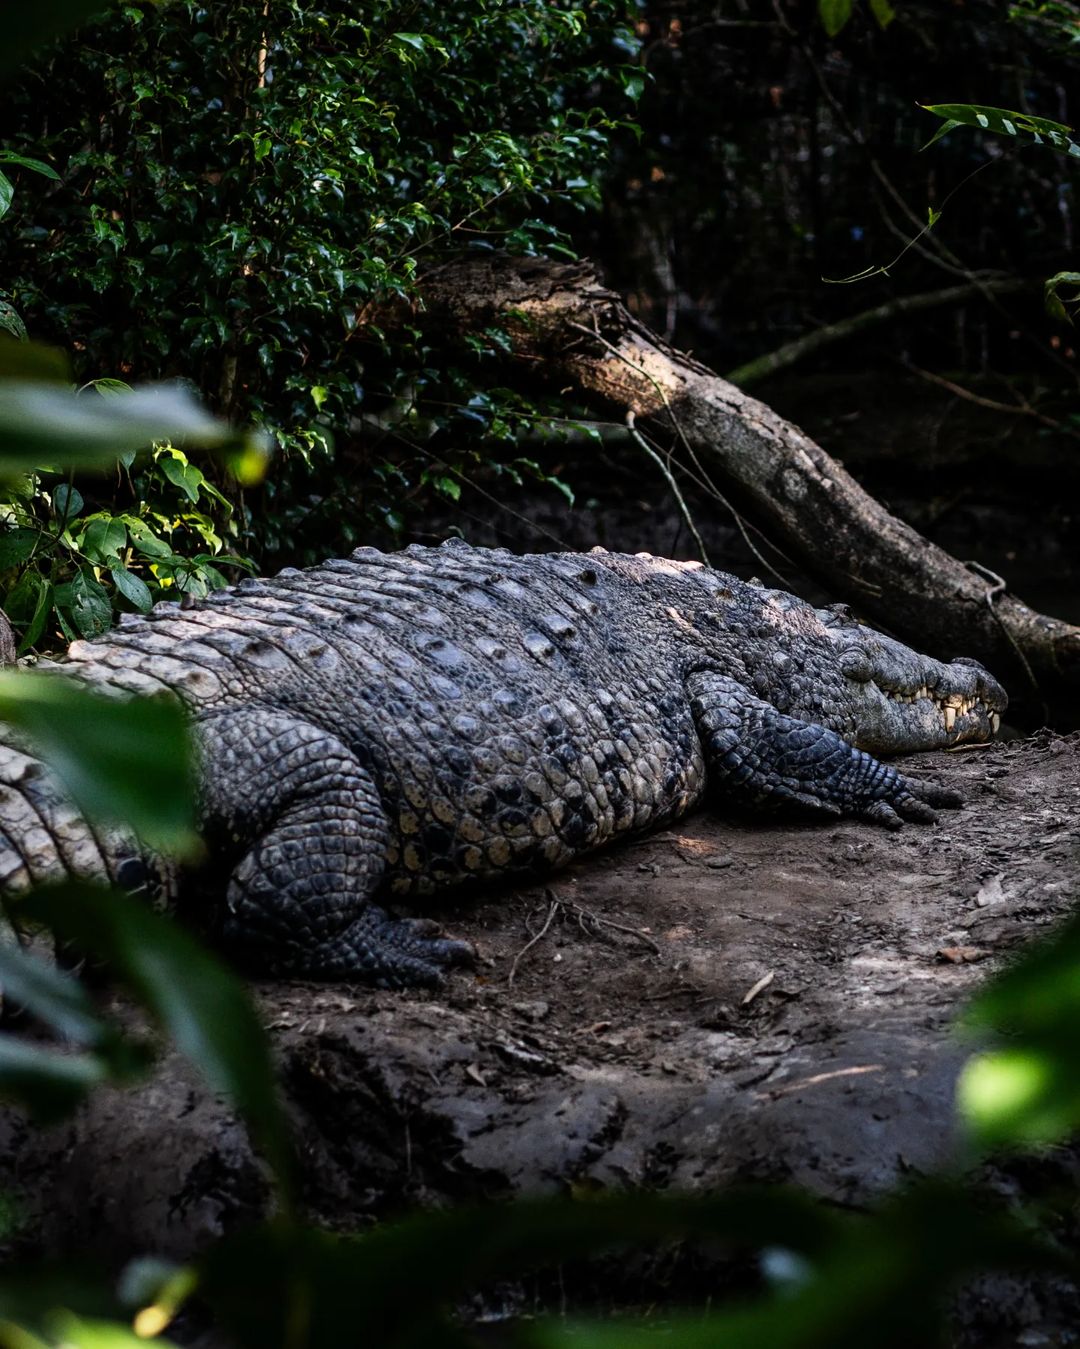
[958,909,1080,1150]
[23,884,294,1208]
[526,1182,1061,1349]
[0,939,151,1121]
[0,673,196,853]
[200,1189,839,1348]
[0,381,270,476]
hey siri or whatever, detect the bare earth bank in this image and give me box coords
[3,733,1079,1344]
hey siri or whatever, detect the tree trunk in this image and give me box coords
[417,254,1080,720]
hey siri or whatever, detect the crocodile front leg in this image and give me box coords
[687,671,961,829]
[196,710,473,986]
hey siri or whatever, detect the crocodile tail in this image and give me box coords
[0,740,152,901]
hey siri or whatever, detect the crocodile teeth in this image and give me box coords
[943,706,957,732]
[991,712,1001,734]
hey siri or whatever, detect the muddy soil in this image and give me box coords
[2,733,1079,1343]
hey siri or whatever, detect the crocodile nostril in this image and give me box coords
[116,856,149,892]
[840,649,873,683]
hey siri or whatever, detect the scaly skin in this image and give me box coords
[0,542,1007,987]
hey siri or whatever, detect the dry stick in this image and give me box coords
[507,893,662,986]
[966,560,1046,717]
[507,893,560,987]
[567,318,790,586]
[726,279,1029,388]
[625,411,711,564]
[903,361,1071,434]
[565,900,663,956]
[632,420,796,586]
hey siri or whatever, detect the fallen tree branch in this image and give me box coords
[415,254,1080,713]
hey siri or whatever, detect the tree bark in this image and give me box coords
[417,254,1080,717]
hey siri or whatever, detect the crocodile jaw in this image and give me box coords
[832,628,1007,755]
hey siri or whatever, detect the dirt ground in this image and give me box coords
[3,732,1080,1344]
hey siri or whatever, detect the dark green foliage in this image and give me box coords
[0,1,639,580]
[0,334,270,650]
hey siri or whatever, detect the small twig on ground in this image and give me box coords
[508,892,560,987]
[507,891,662,985]
[566,899,663,956]
[741,970,775,1006]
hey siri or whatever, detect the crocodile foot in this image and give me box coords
[275,907,477,988]
[861,775,963,830]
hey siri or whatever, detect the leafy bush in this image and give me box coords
[0,354,268,651]
[0,0,640,584]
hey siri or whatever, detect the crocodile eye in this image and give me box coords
[840,648,873,683]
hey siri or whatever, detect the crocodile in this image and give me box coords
[0,541,1007,987]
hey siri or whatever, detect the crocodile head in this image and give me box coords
[817,605,1007,754]
[589,551,1007,756]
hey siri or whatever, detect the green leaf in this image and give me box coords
[68,571,112,637]
[919,103,1080,158]
[0,673,196,852]
[85,378,132,398]
[108,566,152,612]
[0,941,107,1046]
[121,517,171,558]
[818,0,853,36]
[868,0,895,26]
[0,172,12,222]
[157,453,204,503]
[0,382,270,475]
[79,517,127,563]
[0,1263,122,1332]
[52,483,83,520]
[0,340,70,384]
[0,527,39,570]
[46,1313,180,1348]
[0,941,149,1123]
[0,299,27,342]
[15,575,53,654]
[1044,270,1080,325]
[0,154,60,181]
[24,884,294,1207]
[619,67,646,102]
